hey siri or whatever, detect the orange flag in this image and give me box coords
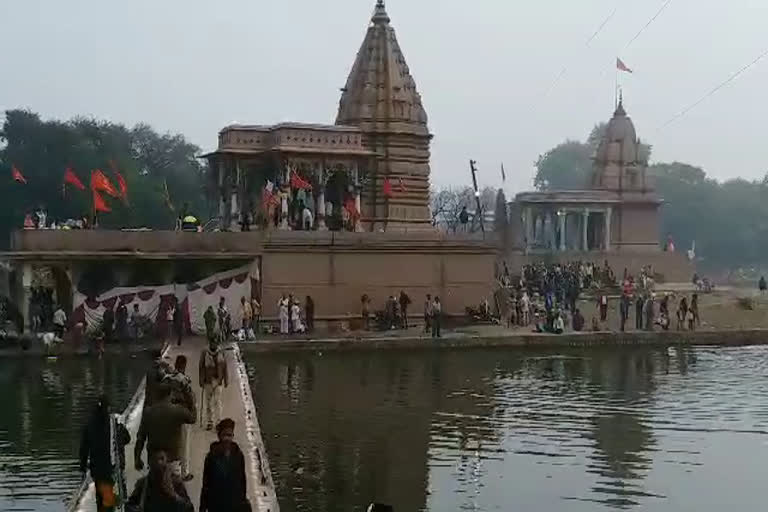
[109,160,128,202]
[93,190,111,213]
[91,169,119,197]
[63,167,85,190]
[11,165,26,184]
[616,57,633,73]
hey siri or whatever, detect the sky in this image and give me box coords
[1,0,767,197]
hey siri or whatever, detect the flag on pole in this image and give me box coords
[501,163,506,183]
[11,165,26,184]
[91,169,119,197]
[382,178,393,197]
[616,57,633,73]
[93,190,111,213]
[289,170,312,190]
[63,167,85,190]
[109,160,129,203]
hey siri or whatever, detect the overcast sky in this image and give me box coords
[1,0,767,195]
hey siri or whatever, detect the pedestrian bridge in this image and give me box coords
[69,338,279,512]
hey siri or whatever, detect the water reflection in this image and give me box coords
[0,355,147,512]
[247,345,768,512]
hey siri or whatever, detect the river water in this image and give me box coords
[246,346,768,512]
[0,354,147,512]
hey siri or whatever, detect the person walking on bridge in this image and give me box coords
[199,418,251,512]
[164,355,196,482]
[126,449,193,512]
[199,339,228,431]
[134,384,196,480]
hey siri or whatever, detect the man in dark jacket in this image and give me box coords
[79,395,130,512]
[398,291,411,329]
[126,449,193,512]
[200,418,250,512]
[173,297,184,347]
[135,384,196,480]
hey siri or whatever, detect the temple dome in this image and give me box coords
[594,99,640,165]
[336,0,429,136]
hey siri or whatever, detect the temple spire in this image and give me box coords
[372,0,390,24]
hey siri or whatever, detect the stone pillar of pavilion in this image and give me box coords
[336,0,433,232]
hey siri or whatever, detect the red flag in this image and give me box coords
[91,169,119,197]
[109,160,128,201]
[382,178,393,197]
[289,170,312,190]
[11,165,26,184]
[63,167,85,190]
[616,57,633,73]
[93,190,111,213]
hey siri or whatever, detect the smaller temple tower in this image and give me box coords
[337,0,433,231]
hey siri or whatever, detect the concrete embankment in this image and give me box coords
[240,328,768,353]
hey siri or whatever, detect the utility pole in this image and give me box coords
[469,159,485,234]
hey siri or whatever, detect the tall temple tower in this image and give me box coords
[337,0,433,231]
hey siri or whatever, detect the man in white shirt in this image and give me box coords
[53,306,67,339]
[302,205,314,231]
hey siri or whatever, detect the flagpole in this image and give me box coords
[614,61,619,110]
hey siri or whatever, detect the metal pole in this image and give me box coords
[469,160,485,234]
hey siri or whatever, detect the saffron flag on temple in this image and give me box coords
[616,57,633,73]
[63,167,85,190]
[110,160,129,203]
[93,190,111,213]
[290,170,312,190]
[11,165,26,184]
[91,169,119,198]
[382,178,393,197]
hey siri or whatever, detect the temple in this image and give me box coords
[507,96,692,279]
[204,0,433,232]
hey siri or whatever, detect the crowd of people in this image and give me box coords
[79,337,248,512]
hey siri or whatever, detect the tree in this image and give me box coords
[430,186,495,233]
[0,109,208,247]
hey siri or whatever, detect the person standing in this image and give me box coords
[164,356,196,482]
[288,294,296,334]
[423,294,432,334]
[134,384,195,480]
[80,395,130,512]
[251,296,261,334]
[760,276,767,295]
[126,450,193,512]
[163,302,174,346]
[103,306,115,344]
[239,297,252,335]
[398,291,411,329]
[598,294,608,322]
[53,305,67,339]
[691,293,700,329]
[677,296,689,331]
[173,297,184,347]
[431,296,442,338]
[115,303,127,342]
[645,294,655,331]
[199,339,228,431]
[635,294,644,330]
[278,295,289,335]
[199,419,250,512]
[619,294,629,332]
[572,308,585,332]
[204,306,217,343]
[217,298,229,342]
[305,296,315,333]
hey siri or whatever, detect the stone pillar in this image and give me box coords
[582,209,589,251]
[279,191,289,230]
[525,207,533,253]
[544,212,554,251]
[558,212,566,252]
[604,207,613,251]
[316,168,327,230]
[218,160,226,220]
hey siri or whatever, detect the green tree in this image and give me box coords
[0,110,208,247]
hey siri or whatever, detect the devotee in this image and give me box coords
[173,297,184,347]
[423,294,432,333]
[199,338,228,431]
[135,382,195,482]
[431,296,442,338]
[80,395,130,512]
[164,355,196,482]
[691,293,700,329]
[291,299,305,334]
[553,311,565,334]
[597,293,608,322]
[240,297,253,333]
[217,298,230,342]
[251,296,262,333]
[572,308,585,332]
[305,296,315,333]
[278,294,290,335]
[199,419,250,512]
[302,203,314,231]
[635,294,645,330]
[399,291,411,329]
[53,304,67,339]
[204,306,217,342]
[760,276,767,294]
[645,294,655,331]
[386,296,397,330]
[677,296,689,331]
[115,303,128,341]
[145,350,173,410]
[619,293,630,332]
[126,449,193,512]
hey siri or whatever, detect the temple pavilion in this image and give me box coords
[203,0,432,233]
[514,97,663,254]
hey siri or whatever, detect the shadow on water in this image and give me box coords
[0,354,147,512]
[246,344,768,512]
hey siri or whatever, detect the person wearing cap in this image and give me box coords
[200,419,250,512]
